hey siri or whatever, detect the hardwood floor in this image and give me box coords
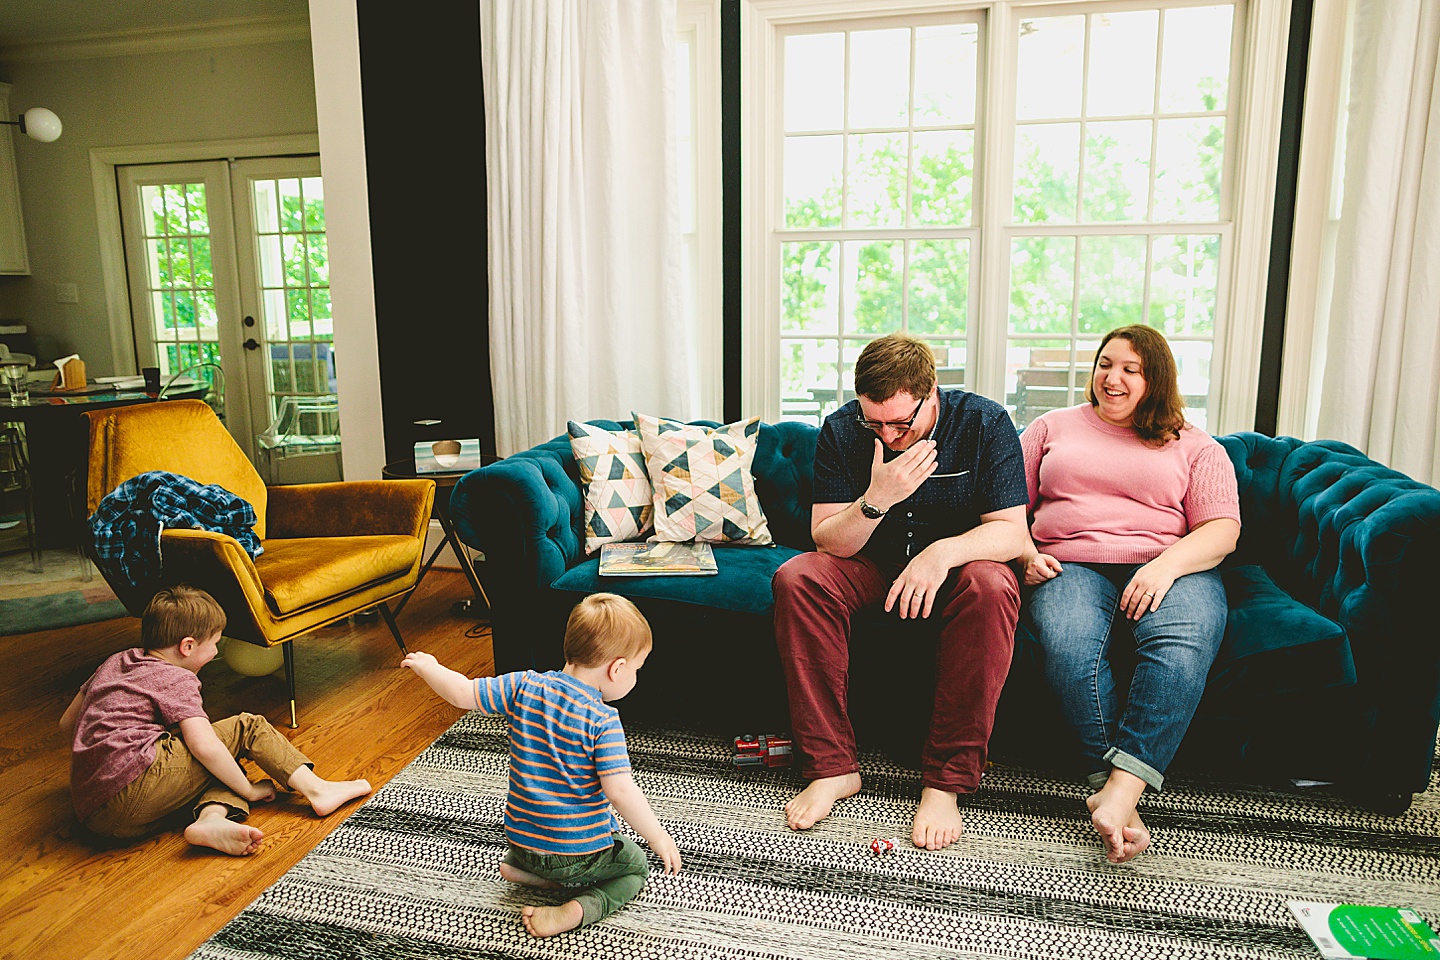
[0,571,494,960]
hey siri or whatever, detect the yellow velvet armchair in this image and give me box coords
[84,400,435,726]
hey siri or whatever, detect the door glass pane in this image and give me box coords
[251,176,336,440]
[136,180,221,398]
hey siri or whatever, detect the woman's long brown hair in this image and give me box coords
[1085,324,1185,446]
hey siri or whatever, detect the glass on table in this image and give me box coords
[1,363,29,405]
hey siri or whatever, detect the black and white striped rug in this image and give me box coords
[190,713,1440,959]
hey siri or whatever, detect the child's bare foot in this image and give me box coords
[500,862,562,889]
[306,778,372,817]
[784,772,861,830]
[521,900,584,938]
[184,809,264,856]
[1086,773,1151,863]
[911,787,964,850]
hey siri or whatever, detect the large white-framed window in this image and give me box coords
[742,0,1291,434]
[678,0,725,419]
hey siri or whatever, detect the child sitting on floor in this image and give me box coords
[403,592,681,938]
[60,584,372,855]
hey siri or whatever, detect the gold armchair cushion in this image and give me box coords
[255,536,422,615]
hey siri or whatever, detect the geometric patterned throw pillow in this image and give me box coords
[632,412,773,545]
[567,420,655,555]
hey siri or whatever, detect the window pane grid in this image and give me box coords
[1006,2,1235,429]
[772,2,1236,429]
[780,15,980,423]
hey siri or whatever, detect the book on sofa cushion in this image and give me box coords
[633,412,773,545]
[568,421,655,555]
[598,541,718,576]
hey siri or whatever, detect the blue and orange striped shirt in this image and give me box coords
[473,670,631,856]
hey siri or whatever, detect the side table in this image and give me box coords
[382,456,499,621]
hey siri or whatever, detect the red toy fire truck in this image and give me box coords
[732,733,794,769]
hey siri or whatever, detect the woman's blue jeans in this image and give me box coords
[1025,563,1226,792]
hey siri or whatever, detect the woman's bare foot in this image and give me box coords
[184,807,264,856]
[911,787,965,850]
[1086,770,1150,863]
[500,862,562,889]
[288,766,373,816]
[521,900,584,938]
[784,772,861,830]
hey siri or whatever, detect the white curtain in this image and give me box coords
[480,0,697,456]
[1312,0,1440,484]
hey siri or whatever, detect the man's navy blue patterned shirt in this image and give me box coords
[812,389,1028,568]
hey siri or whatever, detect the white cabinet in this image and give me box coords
[0,83,31,275]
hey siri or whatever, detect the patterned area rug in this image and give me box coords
[0,548,125,636]
[189,713,1440,960]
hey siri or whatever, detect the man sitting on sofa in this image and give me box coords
[773,333,1029,851]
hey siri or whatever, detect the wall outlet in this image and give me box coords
[55,282,79,304]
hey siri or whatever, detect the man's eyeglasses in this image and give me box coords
[855,396,926,432]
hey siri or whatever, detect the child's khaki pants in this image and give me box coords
[84,712,311,839]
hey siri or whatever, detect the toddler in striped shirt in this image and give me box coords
[403,593,681,938]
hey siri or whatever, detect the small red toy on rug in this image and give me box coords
[732,733,794,769]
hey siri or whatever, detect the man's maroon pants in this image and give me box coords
[772,552,1019,793]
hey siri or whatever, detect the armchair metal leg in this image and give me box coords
[377,601,409,656]
[282,642,297,729]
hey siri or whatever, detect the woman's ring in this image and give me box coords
[1144,591,1155,596]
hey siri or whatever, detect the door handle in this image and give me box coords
[243,315,256,327]
[244,338,260,351]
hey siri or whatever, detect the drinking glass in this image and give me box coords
[1,363,29,405]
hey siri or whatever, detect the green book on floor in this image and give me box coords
[1289,901,1440,959]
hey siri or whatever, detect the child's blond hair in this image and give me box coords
[141,585,227,651]
[563,593,652,667]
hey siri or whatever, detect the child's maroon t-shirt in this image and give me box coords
[69,649,207,821]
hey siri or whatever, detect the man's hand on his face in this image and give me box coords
[864,438,937,512]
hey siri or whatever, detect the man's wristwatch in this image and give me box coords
[858,495,887,519]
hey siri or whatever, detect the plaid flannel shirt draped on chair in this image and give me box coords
[88,470,263,590]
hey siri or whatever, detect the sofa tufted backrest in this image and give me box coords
[1218,432,1440,626]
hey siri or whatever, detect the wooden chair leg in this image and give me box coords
[282,641,297,729]
[377,601,409,656]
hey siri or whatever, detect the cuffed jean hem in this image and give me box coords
[1104,747,1165,792]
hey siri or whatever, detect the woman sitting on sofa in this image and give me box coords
[1018,324,1240,863]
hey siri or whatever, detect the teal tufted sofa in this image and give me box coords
[451,421,1440,812]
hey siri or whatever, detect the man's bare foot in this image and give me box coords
[911,787,965,850]
[521,900,584,938]
[1086,774,1151,863]
[500,862,562,889]
[784,772,861,830]
[184,809,264,856]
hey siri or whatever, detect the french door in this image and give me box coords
[117,157,337,472]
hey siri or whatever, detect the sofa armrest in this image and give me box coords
[450,448,586,672]
[265,480,434,540]
[450,454,584,590]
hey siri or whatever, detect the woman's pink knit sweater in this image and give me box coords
[1020,403,1240,564]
